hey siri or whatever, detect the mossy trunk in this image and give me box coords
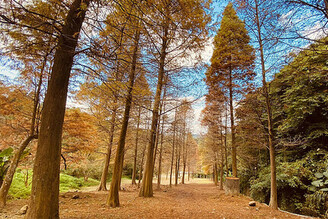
[25,1,90,218]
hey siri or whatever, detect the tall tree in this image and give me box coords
[235,0,291,208]
[139,0,211,197]
[206,2,255,177]
[107,2,142,206]
[25,0,91,217]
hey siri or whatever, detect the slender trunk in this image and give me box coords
[132,106,141,185]
[107,28,140,207]
[157,101,166,189]
[152,120,161,169]
[188,164,190,181]
[98,104,117,191]
[229,66,237,177]
[169,108,177,187]
[139,16,168,197]
[214,162,218,186]
[219,129,224,190]
[26,1,90,218]
[0,54,47,207]
[224,104,228,174]
[174,135,179,186]
[181,122,186,184]
[0,135,37,207]
[254,0,277,210]
[138,144,146,187]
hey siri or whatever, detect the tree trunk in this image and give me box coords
[220,129,224,190]
[152,119,161,169]
[169,107,177,187]
[254,0,277,210]
[157,100,166,189]
[107,27,140,207]
[181,122,187,184]
[214,162,218,186]
[138,144,146,187]
[229,66,237,177]
[139,17,168,197]
[25,1,89,218]
[132,106,141,185]
[188,165,190,181]
[175,133,180,186]
[224,104,229,174]
[98,104,117,191]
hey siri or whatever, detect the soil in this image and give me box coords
[0,179,316,219]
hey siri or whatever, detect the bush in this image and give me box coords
[7,169,99,199]
[250,152,328,214]
[63,161,107,180]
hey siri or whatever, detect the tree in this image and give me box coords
[107,1,142,206]
[139,0,211,197]
[206,2,255,177]
[25,0,91,217]
[235,0,284,209]
[0,0,62,206]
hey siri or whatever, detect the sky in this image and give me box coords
[0,0,325,136]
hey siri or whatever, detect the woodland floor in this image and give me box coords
[0,178,317,219]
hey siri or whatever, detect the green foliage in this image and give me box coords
[8,170,32,199]
[271,38,328,153]
[302,191,328,217]
[59,173,99,193]
[0,147,13,183]
[7,169,99,199]
[250,151,328,213]
[64,161,107,180]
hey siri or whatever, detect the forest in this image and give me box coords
[0,0,327,218]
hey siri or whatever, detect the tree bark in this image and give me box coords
[139,16,168,197]
[107,27,140,207]
[98,104,117,191]
[254,0,277,210]
[25,1,90,218]
[132,106,141,185]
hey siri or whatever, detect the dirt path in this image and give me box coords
[0,180,314,219]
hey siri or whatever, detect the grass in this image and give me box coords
[7,169,99,200]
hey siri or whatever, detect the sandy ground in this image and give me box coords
[0,178,316,219]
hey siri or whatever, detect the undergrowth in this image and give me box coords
[7,169,99,199]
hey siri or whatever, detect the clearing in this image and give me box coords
[0,179,315,219]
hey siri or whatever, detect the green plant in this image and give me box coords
[7,169,99,199]
[0,147,13,185]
